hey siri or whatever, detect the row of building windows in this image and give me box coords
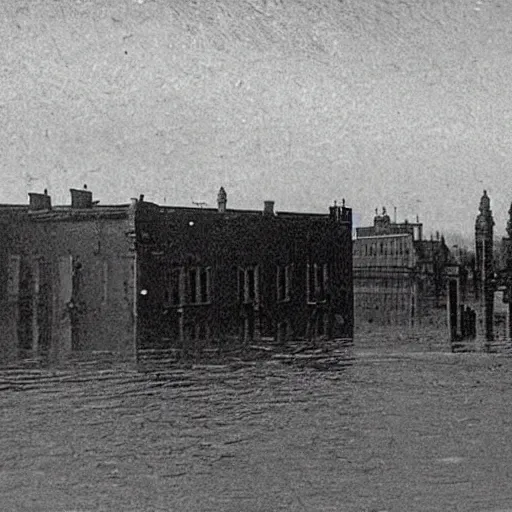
[163,263,329,306]
[354,240,411,257]
[5,256,330,307]
[166,267,212,306]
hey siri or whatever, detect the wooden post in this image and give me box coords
[31,259,40,355]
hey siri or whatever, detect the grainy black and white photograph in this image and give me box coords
[1,0,512,510]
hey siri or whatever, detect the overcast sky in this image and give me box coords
[1,0,511,241]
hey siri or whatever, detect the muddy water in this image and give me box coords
[2,342,512,511]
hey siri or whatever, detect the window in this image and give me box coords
[188,267,211,304]
[7,254,21,302]
[238,266,259,304]
[199,268,209,303]
[307,263,328,303]
[168,267,184,306]
[189,268,197,303]
[277,264,293,302]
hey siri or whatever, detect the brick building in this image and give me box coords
[353,208,459,334]
[0,187,353,365]
[0,188,137,364]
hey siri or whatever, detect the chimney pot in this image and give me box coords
[263,200,275,216]
[29,191,52,211]
[70,188,93,209]
[329,205,340,221]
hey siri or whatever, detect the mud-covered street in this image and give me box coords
[2,340,512,511]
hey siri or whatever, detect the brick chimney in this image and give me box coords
[217,187,227,213]
[70,185,93,209]
[28,189,52,211]
[263,200,275,216]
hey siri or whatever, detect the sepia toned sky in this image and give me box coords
[1,0,511,241]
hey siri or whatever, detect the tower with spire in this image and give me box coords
[475,190,495,344]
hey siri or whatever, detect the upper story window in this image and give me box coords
[238,265,259,304]
[7,254,21,303]
[188,266,211,304]
[307,263,328,303]
[277,264,293,302]
[167,266,211,306]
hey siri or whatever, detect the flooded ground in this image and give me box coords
[2,336,512,511]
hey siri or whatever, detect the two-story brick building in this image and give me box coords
[0,187,353,365]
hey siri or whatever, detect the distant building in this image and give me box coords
[353,208,459,334]
[464,189,512,349]
[0,187,353,364]
[448,190,512,350]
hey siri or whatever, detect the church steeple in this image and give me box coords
[217,187,227,213]
[479,189,490,214]
[474,189,494,345]
[476,189,495,234]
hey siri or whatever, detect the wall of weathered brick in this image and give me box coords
[0,212,27,363]
[135,203,353,349]
[0,207,136,364]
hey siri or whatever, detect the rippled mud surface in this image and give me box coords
[2,338,512,511]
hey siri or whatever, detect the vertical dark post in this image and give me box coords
[31,259,40,355]
[448,280,458,343]
[508,299,512,342]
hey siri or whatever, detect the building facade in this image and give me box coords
[353,209,459,335]
[0,188,137,363]
[135,192,353,351]
[0,187,353,365]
